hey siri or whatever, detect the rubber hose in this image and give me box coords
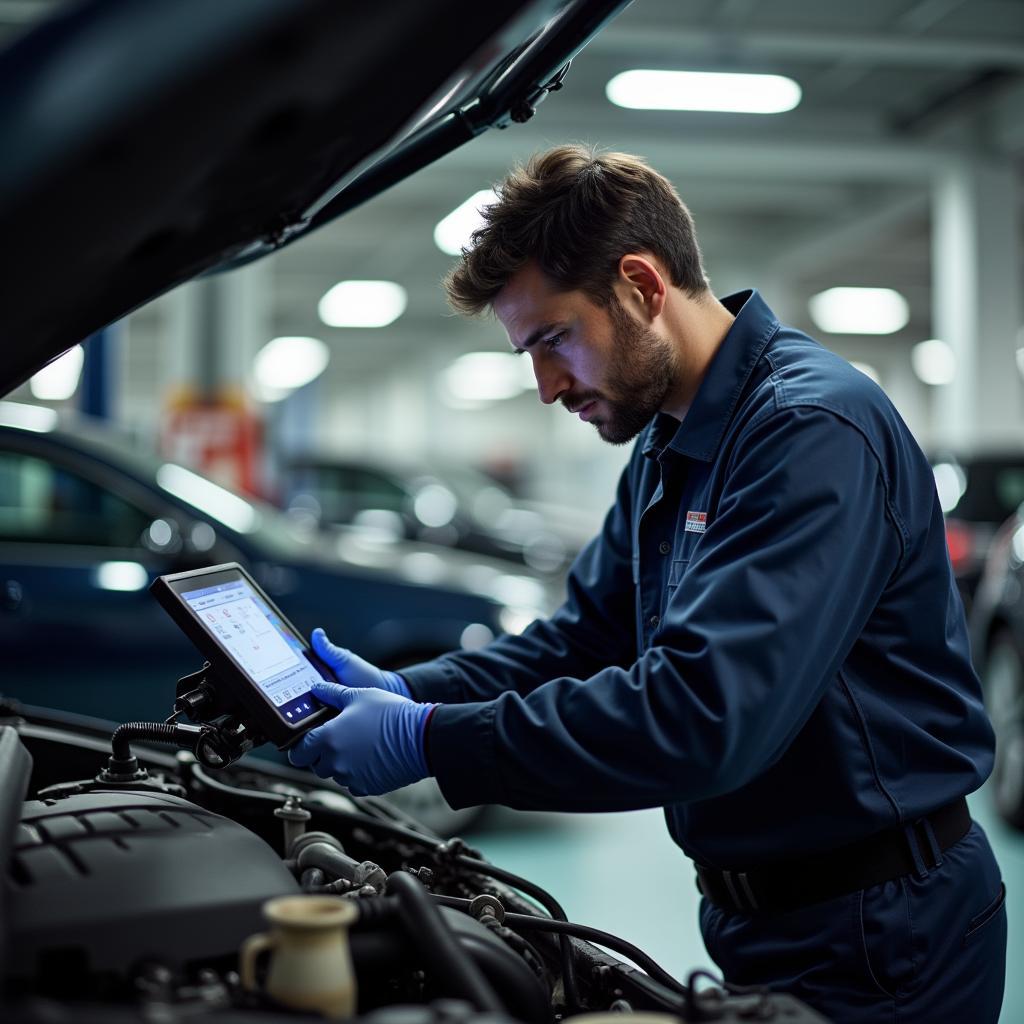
[386,870,505,1014]
[456,854,579,1010]
[505,912,684,994]
[347,915,549,1022]
[295,837,362,884]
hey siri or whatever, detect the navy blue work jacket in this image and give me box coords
[403,290,995,867]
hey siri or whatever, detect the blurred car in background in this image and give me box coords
[968,504,1024,831]
[931,452,1024,613]
[0,402,560,831]
[281,455,596,577]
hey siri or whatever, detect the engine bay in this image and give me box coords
[1,705,827,1023]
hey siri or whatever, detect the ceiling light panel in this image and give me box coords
[440,352,536,405]
[808,288,910,335]
[606,70,801,114]
[29,345,84,401]
[254,336,329,395]
[318,281,407,328]
[434,190,498,256]
[912,339,956,386]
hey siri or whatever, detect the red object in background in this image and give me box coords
[945,518,976,574]
[161,389,264,496]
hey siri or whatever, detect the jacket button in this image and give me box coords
[658,541,671,555]
[649,614,660,628]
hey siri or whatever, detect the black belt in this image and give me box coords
[695,797,971,915]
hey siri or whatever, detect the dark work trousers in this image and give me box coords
[699,823,1007,1023]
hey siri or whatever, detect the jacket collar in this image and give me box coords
[643,289,779,463]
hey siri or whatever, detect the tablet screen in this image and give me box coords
[181,576,329,724]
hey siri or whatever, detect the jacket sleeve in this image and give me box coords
[399,454,640,705]
[427,406,904,812]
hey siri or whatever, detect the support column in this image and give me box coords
[932,156,1022,450]
[161,261,272,493]
[79,324,120,420]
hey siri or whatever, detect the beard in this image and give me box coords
[572,295,677,445]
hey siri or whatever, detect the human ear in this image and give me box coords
[616,254,667,320]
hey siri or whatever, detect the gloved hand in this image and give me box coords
[310,628,411,698]
[289,681,436,796]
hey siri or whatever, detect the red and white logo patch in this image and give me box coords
[684,511,707,534]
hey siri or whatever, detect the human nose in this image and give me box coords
[531,353,572,406]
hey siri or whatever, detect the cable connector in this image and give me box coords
[173,683,217,721]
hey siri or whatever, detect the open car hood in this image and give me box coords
[0,0,630,394]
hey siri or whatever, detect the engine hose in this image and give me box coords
[503,912,684,995]
[186,765,579,1006]
[478,913,549,982]
[452,928,552,1023]
[346,905,551,1023]
[429,893,549,983]
[386,871,505,1014]
[300,867,326,890]
[454,854,579,1010]
[294,832,388,892]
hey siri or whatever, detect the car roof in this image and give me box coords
[0,0,627,395]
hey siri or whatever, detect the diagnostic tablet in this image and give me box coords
[151,562,336,747]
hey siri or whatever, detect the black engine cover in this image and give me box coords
[7,788,299,979]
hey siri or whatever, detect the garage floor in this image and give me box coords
[466,781,1022,1022]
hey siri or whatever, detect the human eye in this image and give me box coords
[544,331,566,351]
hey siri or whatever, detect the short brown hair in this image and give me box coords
[444,144,708,315]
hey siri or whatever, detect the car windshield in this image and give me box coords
[54,415,319,559]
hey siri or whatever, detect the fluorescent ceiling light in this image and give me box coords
[434,189,498,255]
[254,336,329,399]
[251,381,292,404]
[0,401,57,432]
[440,352,536,405]
[318,280,407,328]
[94,561,148,592]
[157,463,258,534]
[912,338,955,386]
[808,287,910,335]
[606,70,801,114]
[932,462,966,514]
[29,345,84,401]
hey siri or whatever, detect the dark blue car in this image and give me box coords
[0,401,557,725]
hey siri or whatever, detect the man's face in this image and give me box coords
[494,262,676,445]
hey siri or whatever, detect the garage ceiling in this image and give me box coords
[3,0,1023,398]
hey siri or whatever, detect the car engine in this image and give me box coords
[1,705,828,1023]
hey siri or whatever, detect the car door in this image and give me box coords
[0,437,214,720]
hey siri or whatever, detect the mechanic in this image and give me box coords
[290,145,1007,1022]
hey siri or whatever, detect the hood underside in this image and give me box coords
[0,0,628,393]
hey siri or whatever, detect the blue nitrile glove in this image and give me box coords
[310,628,411,698]
[289,681,436,796]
